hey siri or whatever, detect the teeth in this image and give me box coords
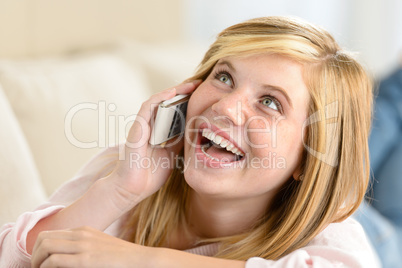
[202,129,244,157]
[220,140,229,147]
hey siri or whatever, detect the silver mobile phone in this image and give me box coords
[149,94,190,145]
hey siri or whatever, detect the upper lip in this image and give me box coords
[198,122,245,156]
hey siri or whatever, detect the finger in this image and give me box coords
[32,230,73,257]
[138,87,177,121]
[124,89,176,149]
[126,80,201,148]
[160,80,202,153]
[32,239,78,268]
[39,253,77,268]
[32,227,99,268]
[136,80,202,123]
[174,79,202,95]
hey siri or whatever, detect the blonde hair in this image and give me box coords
[120,16,373,260]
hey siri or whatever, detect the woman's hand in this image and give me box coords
[26,81,201,255]
[31,226,150,268]
[31,226,245,268]
[102,80,201,213]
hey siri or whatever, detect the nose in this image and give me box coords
[211,91,248,126]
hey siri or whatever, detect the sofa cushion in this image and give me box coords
[118,41,206,94]
[0,51,151,195]
[0,85,47,224]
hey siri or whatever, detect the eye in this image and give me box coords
[261,96,281,112]
[215,72,233,87]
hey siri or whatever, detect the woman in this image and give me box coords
[0,16,378,267]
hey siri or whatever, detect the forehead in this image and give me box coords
[216,53,302,73]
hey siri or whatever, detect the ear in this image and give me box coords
[292,166,304,181]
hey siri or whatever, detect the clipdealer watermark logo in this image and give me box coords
[301,101,339,167]
[64,101,136,149]
[64,100,339,170]
[64,100,285,149]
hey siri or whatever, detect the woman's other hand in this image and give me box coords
[31,227,150,268]
[31,226,245,268]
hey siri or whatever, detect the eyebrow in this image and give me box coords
[216,60,236,72]
[263,85,293,109]
[216,60,294,109]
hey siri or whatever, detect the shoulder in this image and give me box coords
[246,218,381,268]
[305,217,381,267]
[309,217,367,246]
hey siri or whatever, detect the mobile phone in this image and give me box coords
[149,94,190,145]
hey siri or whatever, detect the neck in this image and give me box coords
[186,190,271,239]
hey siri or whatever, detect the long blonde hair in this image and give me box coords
[120,16,373,260]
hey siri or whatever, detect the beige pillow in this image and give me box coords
[0,52,151,195]
[118,41,207,94]
[0,85,47,224]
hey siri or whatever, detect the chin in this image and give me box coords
[183,167,234,197]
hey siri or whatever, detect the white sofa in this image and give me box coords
[0,41,204,225]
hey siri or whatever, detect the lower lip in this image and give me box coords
[194,131,245,169]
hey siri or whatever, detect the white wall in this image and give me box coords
[0,0,400,78]
[0,0,183,58]
[183,0,402,79]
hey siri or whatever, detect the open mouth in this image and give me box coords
[199,128,245,162]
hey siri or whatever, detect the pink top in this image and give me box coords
[0,146,380,267]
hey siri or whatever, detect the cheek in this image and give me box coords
[186,85,210,118]
[274,121,305,170]
[245,116,284,149]
[248,118,304,161]
[184,86,211,151]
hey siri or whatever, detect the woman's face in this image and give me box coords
[183,53,310,202]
